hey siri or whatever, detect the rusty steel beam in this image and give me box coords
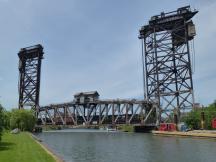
[38,99,159,126]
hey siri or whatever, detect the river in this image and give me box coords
[36,129,216,162]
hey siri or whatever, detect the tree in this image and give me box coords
[184,109,201,129]
[2,110,11,130]
[213,100,216,108]
[10,109,36,131]
[0,104,4,141]
[183,100,216,130]
[203,102,216,129]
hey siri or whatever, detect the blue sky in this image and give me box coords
[0,0,215,109]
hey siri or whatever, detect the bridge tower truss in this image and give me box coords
[139,6,198,122]
[18,44,44,111]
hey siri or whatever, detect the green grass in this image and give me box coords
[0,132,55,162]
[118,125,134,132]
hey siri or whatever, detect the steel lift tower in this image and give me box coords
[18,44,44,112]
[139,6,198,122]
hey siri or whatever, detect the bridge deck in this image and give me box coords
[38,99,159,126]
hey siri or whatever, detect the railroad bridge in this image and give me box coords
[38,91,159,126]
[18,6,198,127]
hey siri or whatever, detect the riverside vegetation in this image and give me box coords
[183,100,216,129]
[0,105,55,162]
[0,105,3,141]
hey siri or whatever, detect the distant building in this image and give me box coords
[194,103,202,109]
[74,91,99,104]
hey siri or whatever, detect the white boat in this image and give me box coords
[106,126,117,132]
[99,127,106,131]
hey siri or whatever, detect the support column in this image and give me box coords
[64,107,67,125]
[112,104,115,126]
[99,105,102,125]
[125,104,129,124]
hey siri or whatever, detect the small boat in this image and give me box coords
[99,127,106,131]
[106,125,117,132]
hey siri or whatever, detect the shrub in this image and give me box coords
[10,109,36,131]
[183,100,216,130]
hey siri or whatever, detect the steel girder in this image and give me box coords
[38,100,159,126]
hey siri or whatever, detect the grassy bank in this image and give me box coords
[0,132,55,162]
[118,125,134,132]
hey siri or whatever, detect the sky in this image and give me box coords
[0,0,215,109]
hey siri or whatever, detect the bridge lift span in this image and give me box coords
[38,91,159,126]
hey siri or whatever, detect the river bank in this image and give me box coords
[30,133,64,162]
[152,130,216,138]
[0,132,56,162]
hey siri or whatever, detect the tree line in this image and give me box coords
[0,104,36,141]
[183,100,216,130]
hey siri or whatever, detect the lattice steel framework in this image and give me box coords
[38,99,158,126]
[139,6,198,122]
[18,44,44,111]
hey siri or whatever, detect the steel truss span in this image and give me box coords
[38,100,159,126]
[18,44,44,111]
[139,6,198,121]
